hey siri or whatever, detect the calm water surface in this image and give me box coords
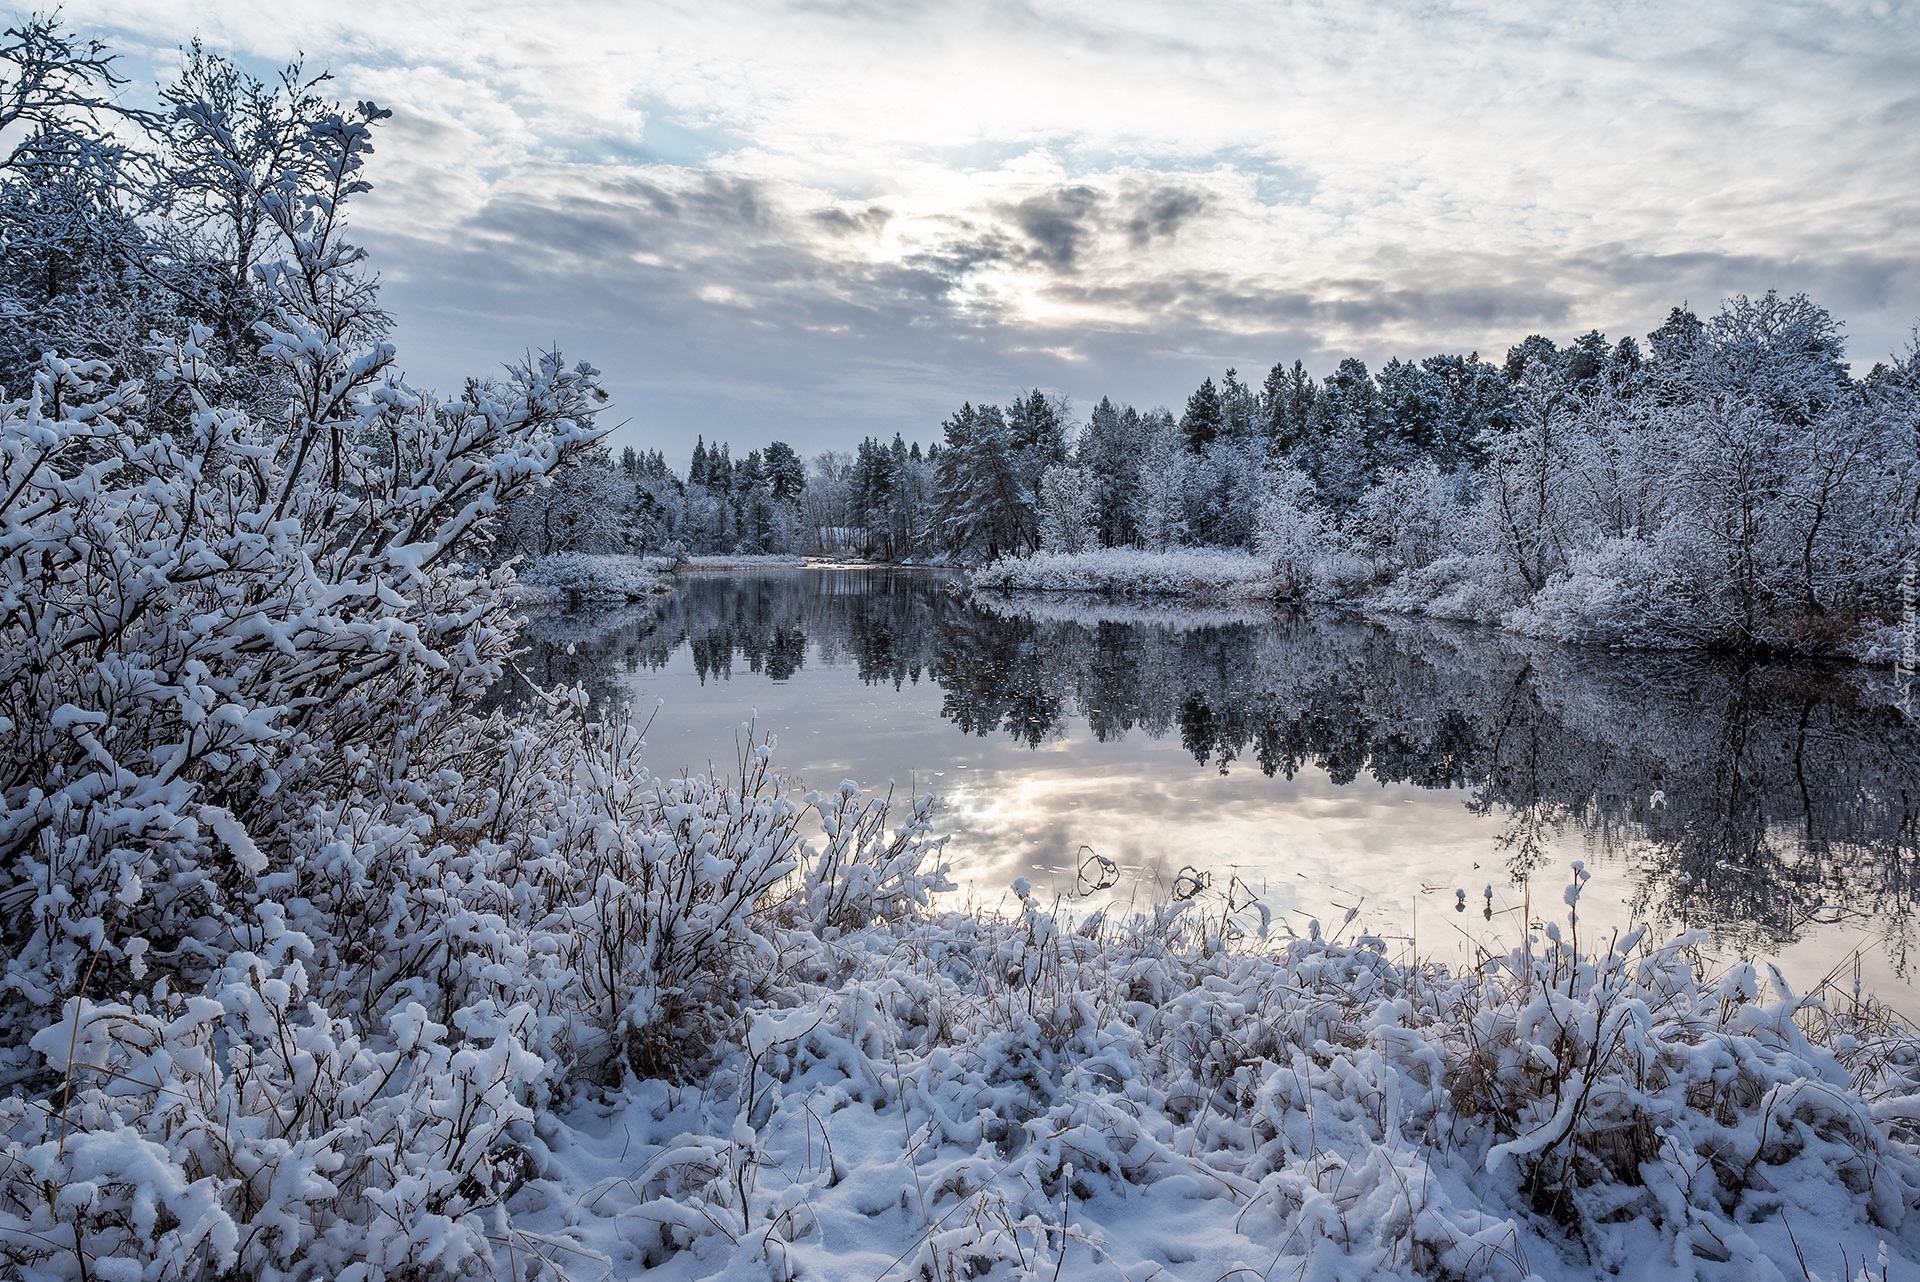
[516,567,1920,1012]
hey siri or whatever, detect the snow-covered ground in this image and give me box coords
[972,547,1276,599]
[514,553,676,604]
[972,548,1912,666]
[506,885,1920,1282]
[684,553,811,569]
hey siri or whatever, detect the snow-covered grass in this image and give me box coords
[973,547,1278,599]
[513,552,674,604]
[497,873,1920,1282]
[973,592,1273,630]
[976,544,1913,668]
[683,552,810,569]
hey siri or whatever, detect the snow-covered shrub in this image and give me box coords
[555,878,1920,1282]
[971,546,1275,598]
[1505,522,1723,648]
[538,724,806,1079]
[0,958,547,1282]
[796,782,951,935]
[514,551,670,604]
[0,71,808,1279]
[1362,459,1474,573]
[1447,922,1920,1249]
[0,340,602,1002]
[0,231,605,1282]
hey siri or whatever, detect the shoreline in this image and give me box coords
[966,546,1910,669]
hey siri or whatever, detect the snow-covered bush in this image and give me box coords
[0,81,614,1271]
[528,720,807,1079]
[1445,871,1920,1250]
[0,52,957,1278]
[796,782,951,935]
[972,546,1276,598]
[1,957,548,1281]
[528,880,1920,1282]
[513,551,670,604]
[1505,522,1722,647]
[1362,458,1475,573]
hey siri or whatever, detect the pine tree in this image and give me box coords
[1079,395,1144,547]
[1181,376,1224,452]
[1311,358,1386,509]
[1504,334,1561,383]
[1220,368,1258,442]
[764,440,805,500]
[1260,359,1322,456]
[937,402,1031,560]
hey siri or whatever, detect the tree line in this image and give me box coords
[517,293,1918,654]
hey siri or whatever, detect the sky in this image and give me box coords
[52,0,1920,462]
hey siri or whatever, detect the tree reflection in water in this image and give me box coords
[513,568,1920,973]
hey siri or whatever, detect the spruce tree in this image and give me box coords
[1181,376,1224,452]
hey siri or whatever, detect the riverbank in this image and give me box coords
[970,547,1907,665]
[971,546,1278,599]
[512,552,679,605]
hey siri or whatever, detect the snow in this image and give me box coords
[7,26,1920,1280]
[490,898,1920,1282]
[972,547,1278,599]
[513,553,675,604]
[682,553,810,569]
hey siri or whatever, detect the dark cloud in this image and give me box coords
[1122,183,1210,248]
[810,204,893,237]
[998,185,1103,271]
[989,181,1213,271]
[899,221,1027,287]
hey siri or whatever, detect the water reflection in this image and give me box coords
[513,569,1920,998]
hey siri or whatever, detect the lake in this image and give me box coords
[513,566,1920,1013]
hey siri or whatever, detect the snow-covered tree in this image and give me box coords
[804,447,854,552]
[1132,407,1187,551]
[1036,461,1097,553]
[1477,361,1579,595]
[1361,459,1472,574]
[939,400,1035,559]
[1254,463,1333,597]
[498,440,628,556]
[1078,395,1144,547]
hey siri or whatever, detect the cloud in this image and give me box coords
[1124,183,1211,248]
[53,0,1920,458]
